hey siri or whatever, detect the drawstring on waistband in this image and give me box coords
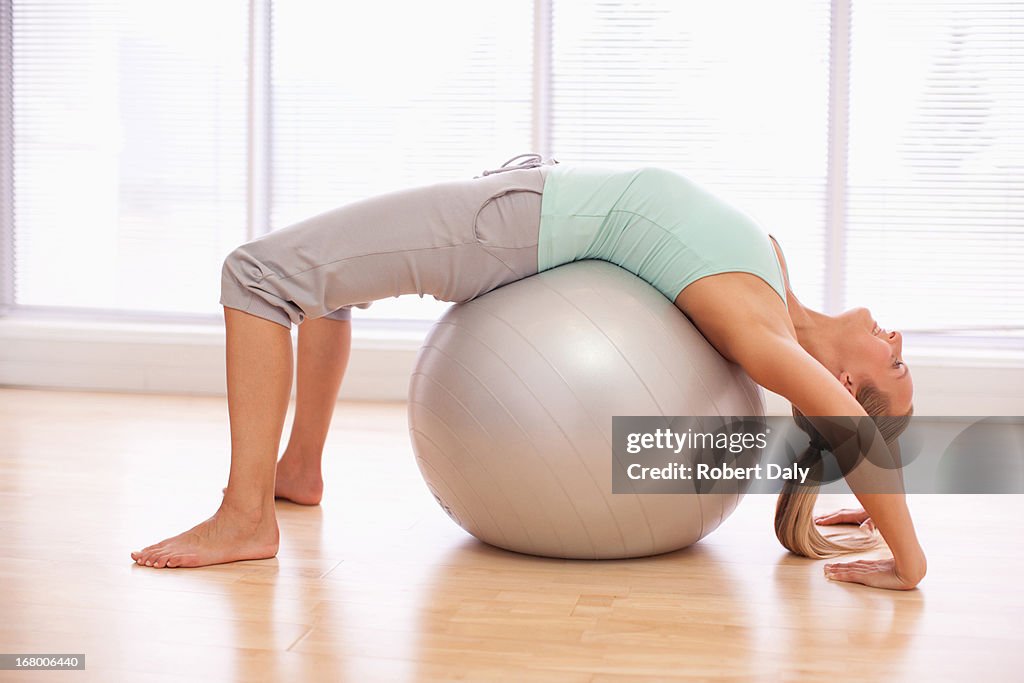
[475,152,559,179]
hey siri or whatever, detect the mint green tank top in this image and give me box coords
[537,165,787,308]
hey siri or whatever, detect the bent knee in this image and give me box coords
[220,244,272,311]
[219,245,299,327]
[221,245,269,288]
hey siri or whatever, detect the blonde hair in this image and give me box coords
[774,384,913,559]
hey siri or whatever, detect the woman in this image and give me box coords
[131,153,926,590]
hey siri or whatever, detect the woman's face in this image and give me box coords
[834,307,914,415]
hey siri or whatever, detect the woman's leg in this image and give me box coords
[131,164,547,568]
[276,316,352,505]
[130,306,292,568]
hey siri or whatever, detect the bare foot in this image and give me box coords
[273,456,324,505]
[131,504,279,569]
[219,457,323,505]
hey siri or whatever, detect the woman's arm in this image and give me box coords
[729,328,927,589]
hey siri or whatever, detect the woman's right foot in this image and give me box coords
[220,456,324,505]
[273,456,324,505]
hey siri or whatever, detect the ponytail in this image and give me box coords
[774,384,912,559]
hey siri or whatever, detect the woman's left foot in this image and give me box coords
[131,504,279,568]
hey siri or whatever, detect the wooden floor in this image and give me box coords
[0,387,1021,682]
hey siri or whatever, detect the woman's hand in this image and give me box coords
[824,557,924,590]
[814,507,875,533]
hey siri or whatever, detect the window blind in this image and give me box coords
[846,0,1024,335]
[269,0,533,321]
[4,1,1019,338]
[9,0,248,317]
[550,0,833,311]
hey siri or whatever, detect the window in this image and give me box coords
[5,0,249,317]
[550,0,832,311]
[2,0,1020,340]
[269,0,533,321]
[846,0,1024,336]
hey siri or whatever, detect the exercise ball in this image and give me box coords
[407,260,764,559]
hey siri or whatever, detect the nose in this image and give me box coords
[890,330,903,355]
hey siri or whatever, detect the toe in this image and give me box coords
[136,541,173,564]
[155,550,178,568]
[172,554,198,568]
[140,544,163,557]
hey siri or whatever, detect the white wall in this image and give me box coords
[1,317,1021,416]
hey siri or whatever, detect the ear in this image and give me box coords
[838,370,856,396]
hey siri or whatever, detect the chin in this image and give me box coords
[840,306,874,335]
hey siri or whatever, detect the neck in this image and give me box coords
[788,297,839,373]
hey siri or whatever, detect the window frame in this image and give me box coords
[0,0,13,317]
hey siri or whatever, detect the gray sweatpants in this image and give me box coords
[220,157,553,329]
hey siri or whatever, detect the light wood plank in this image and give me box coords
[0,387,1021,682]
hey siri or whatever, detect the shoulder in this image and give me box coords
[724,323,864,417]
[675,280,860,415]
[675,270,792,361]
